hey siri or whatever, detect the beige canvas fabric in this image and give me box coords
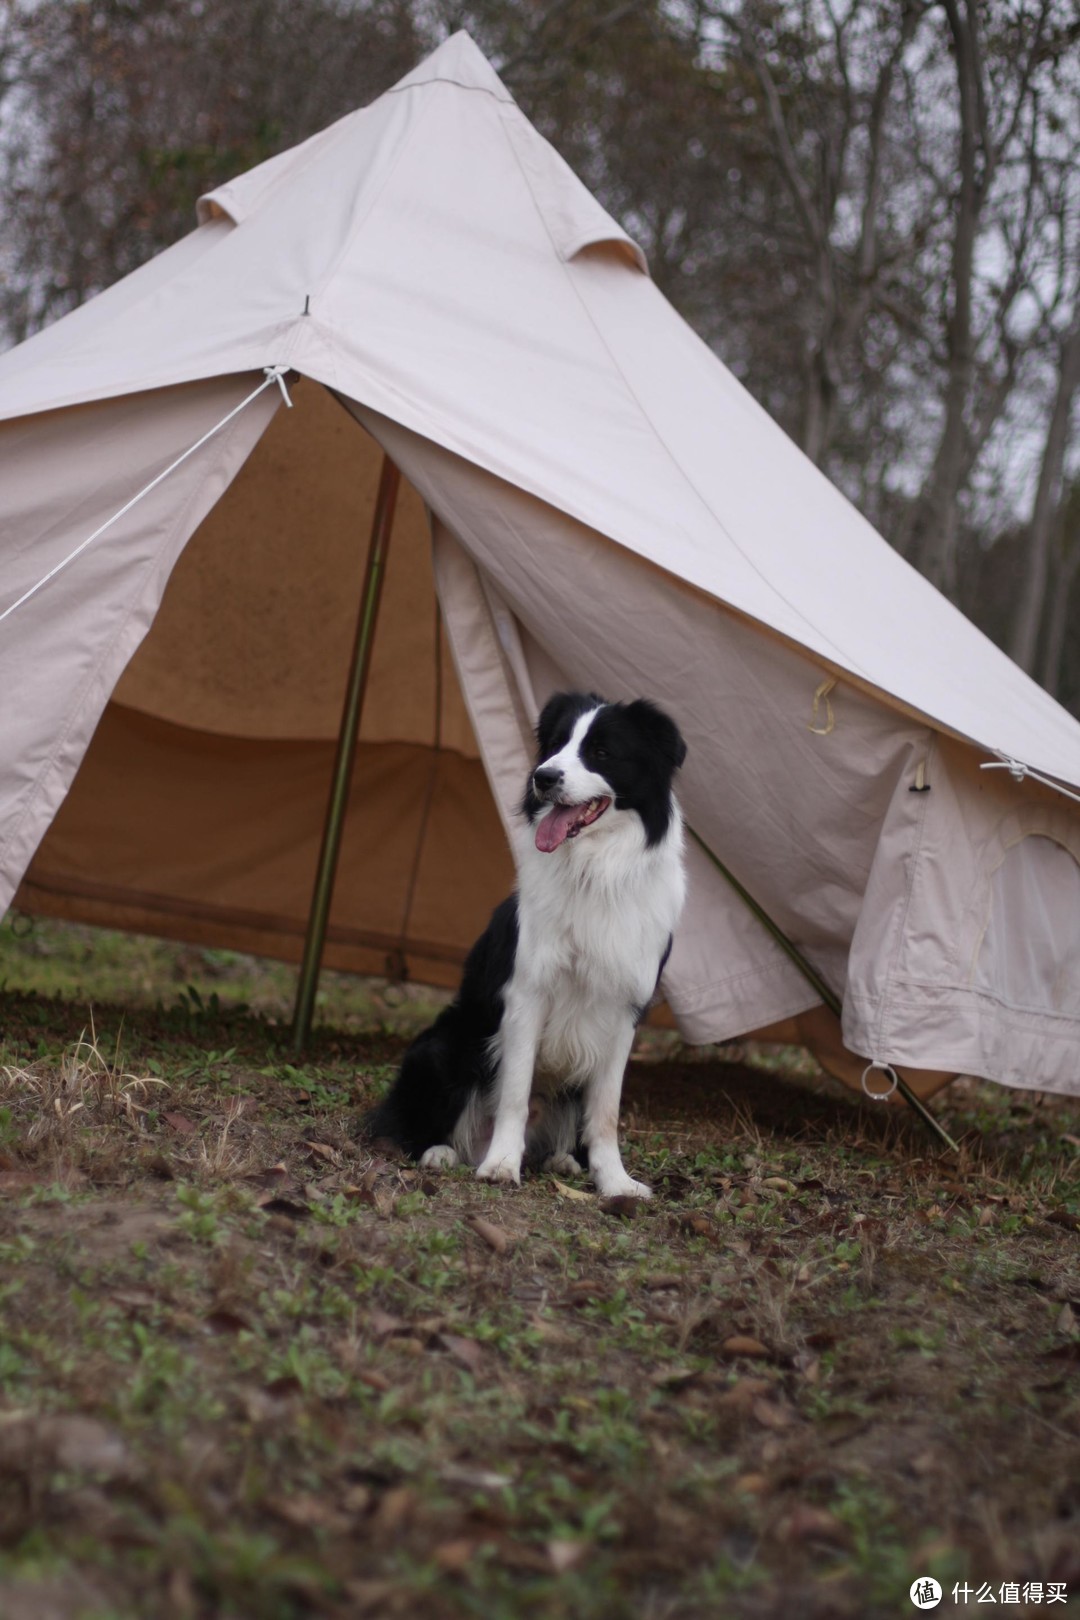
[0,32,1078,1091]
[13,382,511,985]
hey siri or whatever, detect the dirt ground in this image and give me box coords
[0,927,1077,1620]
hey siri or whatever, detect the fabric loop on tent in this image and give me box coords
[0,365,291,630]
[808,677,837,735]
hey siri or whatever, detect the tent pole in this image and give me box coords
[291,454,401,1054]
[687,829,959,1154]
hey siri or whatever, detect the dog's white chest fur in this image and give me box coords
[504,804,686,1086]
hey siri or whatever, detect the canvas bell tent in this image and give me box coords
[1,32,1079,1096]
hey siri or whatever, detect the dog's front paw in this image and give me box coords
[596,1174,652,1200]
[544,1153,584,1178]
[475,1155,522,1187]
[419,1144,458,1170]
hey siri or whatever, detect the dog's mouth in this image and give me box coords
[535,796,611,854]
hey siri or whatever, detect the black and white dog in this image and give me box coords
[367,692,687,1199]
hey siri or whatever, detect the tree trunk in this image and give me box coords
[910,0,987,595]
[1008,317,1080,674]
[1040,532,1080,699]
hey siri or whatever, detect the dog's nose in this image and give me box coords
[533,766,563,794]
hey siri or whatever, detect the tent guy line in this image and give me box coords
[0,364,293,630]
[980,759,1080,809]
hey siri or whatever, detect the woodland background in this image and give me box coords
[1,0,1078,715]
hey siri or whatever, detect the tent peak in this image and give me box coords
[197,31,514,229]
[386,31,516,105]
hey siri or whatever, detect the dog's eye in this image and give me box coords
[594,747,608,761]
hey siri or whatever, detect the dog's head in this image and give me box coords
[522,691,687,853]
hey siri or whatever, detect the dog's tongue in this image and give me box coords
[535,804,581,853]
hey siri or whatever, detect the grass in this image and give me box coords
[0,912,1077,1618]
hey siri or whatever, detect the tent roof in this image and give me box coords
[2,30,1078,791]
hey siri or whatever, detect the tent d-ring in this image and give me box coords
[861,1060,899,1101]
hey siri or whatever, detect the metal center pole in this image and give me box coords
[291,454,401,1053]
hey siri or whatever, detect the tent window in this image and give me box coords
[973,834,1080,1013]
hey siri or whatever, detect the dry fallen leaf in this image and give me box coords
[437,1333,487,1376]
[714,1377,771,1412]
[721,1335,771,1359]
[751,1397,795,1431]
[650,1366,701,1389]
[111,1288,159,1316]
[304,1140,339,1163]
[357,1368,392,1393]
[341,1184,378,1207]
[370,1310,409,1339]
[780,1504,850,1546]
[552,1179,593,1202]
[434,1539,479,1575]
[468,1215,512,1253]
[565,1279,608,1304]
[371,1485,415,1533]
[163,1112,198,1135]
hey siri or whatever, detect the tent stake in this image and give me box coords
[687,829,959,1154]
[291,455,401,1053]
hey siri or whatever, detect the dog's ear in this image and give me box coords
[535,691,605,760]
[624,700,687,771]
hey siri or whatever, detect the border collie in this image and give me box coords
[366,692,687,1199]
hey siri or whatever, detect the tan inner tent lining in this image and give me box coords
[16,379,513,987]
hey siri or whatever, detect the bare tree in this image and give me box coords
[901,0,1068,593]
[1041,480,1080,698]
[702,0,929,466]
[0,0,424,342]
[1009,305,1080,673]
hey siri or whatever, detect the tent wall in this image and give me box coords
[13,381,512,984]
[355,403,1080,1096]
[844,735,1080,1090]
[0,376,280,920]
